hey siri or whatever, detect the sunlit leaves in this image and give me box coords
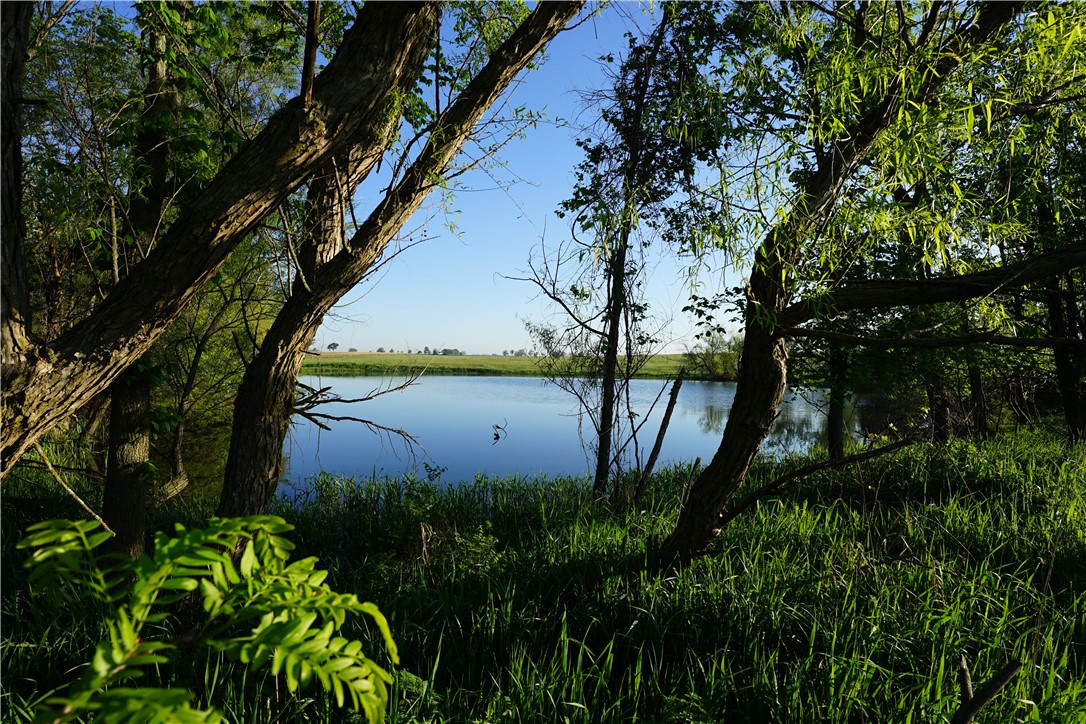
[17,516,396,723]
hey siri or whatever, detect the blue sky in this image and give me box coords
[313,4,737,355]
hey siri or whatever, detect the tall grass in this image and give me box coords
[2,433,1083,721]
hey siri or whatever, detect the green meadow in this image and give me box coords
[301,352,695,379]
[3,433,1083,721]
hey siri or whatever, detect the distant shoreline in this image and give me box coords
[300,352,728,380]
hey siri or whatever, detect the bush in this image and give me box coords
[15,516,397,723]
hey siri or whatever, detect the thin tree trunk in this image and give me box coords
[1046,274,1086,441]
[927,374,952,443]
[593,236,628,496]
[967,355,989,439]
[633,370,684,506]
[827,344,847,461]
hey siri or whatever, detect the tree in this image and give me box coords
[637,2,1086,562]
[215,2,586,518]
[1,2,445,470]
[524,9,722,496]
[327,342,339,351]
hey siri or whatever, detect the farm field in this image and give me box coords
[300,352,694,379]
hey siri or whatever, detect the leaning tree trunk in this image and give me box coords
[217,141,368,518]
[663,316,789,561]
[217,1,585,517]
[1,2,443,471]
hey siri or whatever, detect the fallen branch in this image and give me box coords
[950,654,1022,724]
[714,437,918,530]
[32,442,114,536]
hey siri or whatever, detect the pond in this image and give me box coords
[281,375,857,491]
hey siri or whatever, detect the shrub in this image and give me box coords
[17,516,397,723]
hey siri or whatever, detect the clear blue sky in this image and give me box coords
[313,4,737,355]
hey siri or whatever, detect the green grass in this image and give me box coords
[301,352,693,379]
[2,433,1083,722]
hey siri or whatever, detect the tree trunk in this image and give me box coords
[1046,274,1086,441]
[1,4,32,396]
[927,375,952,443]
[101,369,153,557]
[218,140,361,517]
[663,320,789,561]
[966,356,989,439]
[633,370,684,506]
[217,2,585,517]
[827,344,847,461]
[1,2,442,471]
[103,1,187,555]
[593,236,628,496]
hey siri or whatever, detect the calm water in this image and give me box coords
[282,375,850,489]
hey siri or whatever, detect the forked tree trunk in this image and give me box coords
[217,1,585,517]
[1,2,442,470]
[218,143,362,517]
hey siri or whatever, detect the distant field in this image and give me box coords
[300,352,692,378]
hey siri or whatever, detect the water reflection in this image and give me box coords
[698,404,728,435]
[282,376,858,489]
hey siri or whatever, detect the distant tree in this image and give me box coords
[348,347,357,352]
[423,346,430,355]
[683,332,742,381]
[376,347,385,353]
[503,350,509,356]
[327,343,339,351]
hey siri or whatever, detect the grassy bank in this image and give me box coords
[300,352,693,379]
[2,434,1083,721]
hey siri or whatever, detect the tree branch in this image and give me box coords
[782,242,1086,325]
[782,326,1086,350]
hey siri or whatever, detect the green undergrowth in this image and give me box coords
[2,433,1084,721]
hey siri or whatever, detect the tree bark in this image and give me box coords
[1046,274,1086,441]
[1,3,33,393]
[593,234,628,496]
[101,370,154,557]
[1,2,442,472]
[927,374,952,443]
[966,356,989,439]
[217,1,586,517]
